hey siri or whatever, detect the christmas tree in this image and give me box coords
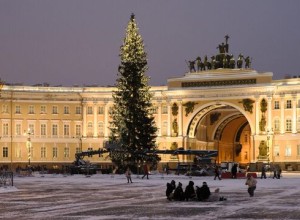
[109,14,160,171]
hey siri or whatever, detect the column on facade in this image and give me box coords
[82,103,87,137]
[93,102,98,137]
[167,102,171,136]
[104,102,109,137]
[178,101,183,136]
[267,96,272,131]
[280,96,285,134]
[157,102,162,136]
[255,98,260,134]
[292,96,297,133]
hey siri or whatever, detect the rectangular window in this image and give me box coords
[75,106,81,114]
[52,106,58,114]
[64,124,70,136]
[150,106,158,114]
[16,124,21,136]
[286,119,292,132]
[29,124,35,135]
[3,147,8,158]
[53,147,58,158]
[41,124,46,136]
[41,105,46,114]
[274,101,279,109]
[76,125,81,137]
[15,105,21,114]
[41,147,46,158]
[162,105,168,114]
[29,105,35,114]
[3,123,9,136]
[64,147,69,158]
[98,106,104,114]
[285,145,291,156]
[64,106,69,114]
[52,124,58,136]
[286,100,292,109]
[87,106,93,114]
[76,147,81,154]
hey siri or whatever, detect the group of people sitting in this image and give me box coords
[166,180,226,202]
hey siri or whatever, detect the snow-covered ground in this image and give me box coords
[1,172,300,220]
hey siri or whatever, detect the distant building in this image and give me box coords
[1,68,300,171]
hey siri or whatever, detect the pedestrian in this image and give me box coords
[261,165,267,179]
[166,180,176,201]
[166,163,169,175]
[173,182,185,201]
[196,181,211,201]
[184,180,196,201]
[125,167,133,183]
[214,165,222,180]
[142,164,149,179]
[231,163,237,179]
[245,173,257,197]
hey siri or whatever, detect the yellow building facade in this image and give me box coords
[1,69,300,171]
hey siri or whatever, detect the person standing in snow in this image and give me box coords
[125,167,133,183]
[245,173,257,197]
[142,164,149,179]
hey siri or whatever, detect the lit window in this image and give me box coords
[274,145,280,156]
[285,146,291,156]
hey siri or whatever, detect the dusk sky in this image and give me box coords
[1,0,300,87]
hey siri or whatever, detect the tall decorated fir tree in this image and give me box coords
[109,14,160,171]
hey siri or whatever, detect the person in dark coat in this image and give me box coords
[184,181,196,201]
[231,164,238,179]
[261,165,267,179]
[166,180,176,200]
[173,182,185,201]
[214,165,222,180]
[142,164,149,179]
[196,181,211,201]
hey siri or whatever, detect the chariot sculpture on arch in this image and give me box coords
[186,35,253,72]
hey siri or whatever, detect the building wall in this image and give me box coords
[1,72,300,171]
